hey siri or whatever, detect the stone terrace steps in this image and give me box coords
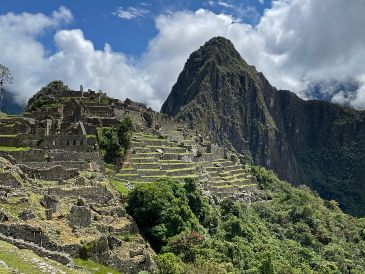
[117,129,257,199]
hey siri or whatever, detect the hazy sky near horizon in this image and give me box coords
[1,0,365,110]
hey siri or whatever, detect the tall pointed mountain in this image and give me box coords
[161,36,365,216]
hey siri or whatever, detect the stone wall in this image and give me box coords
[0,135,20,147]
[41,135,97,151]
[86,105,116,117]
[47,185,114,205]
[23,107,62,120]
[24,161,88,170]
[0,149,46,162]
[48,150,101,162]
[0,233,73,266]
[0,223,80,258]
[20,165,79,181]
[0,173,22,188]
[0,122,31,135]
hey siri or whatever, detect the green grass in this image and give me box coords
[0,240,81,273]
[162,162,195,166]
[0,146,30,152]
[141,175,169,178]
[141,175,199,179]
[171,175,199,179]
[237,183,257,189]
[147,145,184,149]
[138,168,166,172]
[120,167,135,171]
[142,137,169,141]
[158,160,181,163]
[73,258,121,274]
[111,179,129,197]
[164,152,191,155]
[165,167,196,173]
[115,173,139,177]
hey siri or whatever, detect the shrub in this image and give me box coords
[165,231,205,262]
[155,253,185,274]
[97,116,134,163]
[117,116,134,152]
[127,178,203,251]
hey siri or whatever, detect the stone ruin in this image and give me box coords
[0,83,261,273]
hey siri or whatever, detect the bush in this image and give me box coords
[155,253,185,274]
[127,178,203,251]
[165,231,205,262]
[97,116,134,163]
[117,116,134,152]
[97,127,123,163]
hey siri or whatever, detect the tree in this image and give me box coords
[0,64,13,89]
[0,64,14,104]
[117,116,134,151]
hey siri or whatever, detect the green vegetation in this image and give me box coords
[0,240,81,273]
[97,116,134,163]
[127,178,209,251]
[111,179,129,198]
[128,169,365,273]
[26,80,70,111]
[298,144,365,216]
[0,146,29,151]
[73,258,120,274]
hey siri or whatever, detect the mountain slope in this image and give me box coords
[161,36,365,216]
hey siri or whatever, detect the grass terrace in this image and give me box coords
[0,146,30,152]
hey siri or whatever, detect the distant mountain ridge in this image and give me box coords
[0,89,25,115]
[161,36,365,216]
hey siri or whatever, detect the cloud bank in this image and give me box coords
[1,0,365,110]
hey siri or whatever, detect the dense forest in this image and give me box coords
[127,168,365,274]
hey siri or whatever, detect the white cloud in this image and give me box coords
[203,1,260,23]
[217,1,234,8]
[113,6,149,20]
[1,1,365,111]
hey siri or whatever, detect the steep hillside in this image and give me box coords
[129,169,365,273]
[161,37,365,216]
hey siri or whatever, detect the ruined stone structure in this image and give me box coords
[0,83,259,273]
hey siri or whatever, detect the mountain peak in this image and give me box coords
[161,37,254,116]
[191,36,245,66]
[162,38,365,217]
[201,36,236,51]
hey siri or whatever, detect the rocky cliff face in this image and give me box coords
[161,37,365,216]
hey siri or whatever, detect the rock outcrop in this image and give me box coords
[161,36,365,216]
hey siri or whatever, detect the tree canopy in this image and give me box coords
[126,169,365,273]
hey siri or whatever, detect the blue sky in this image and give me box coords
[1,0,365,110]
[0,0,270,56]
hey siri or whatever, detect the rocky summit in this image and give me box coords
[162,36,365,216]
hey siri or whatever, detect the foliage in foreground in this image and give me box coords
[97,116,134,163]
[127,169,365,273]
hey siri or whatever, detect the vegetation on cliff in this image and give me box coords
[26,81,70,111]
[97,116,134,163]
[26,80,113,112]
[127,170,365,273]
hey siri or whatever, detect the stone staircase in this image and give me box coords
[113,129,257,199]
